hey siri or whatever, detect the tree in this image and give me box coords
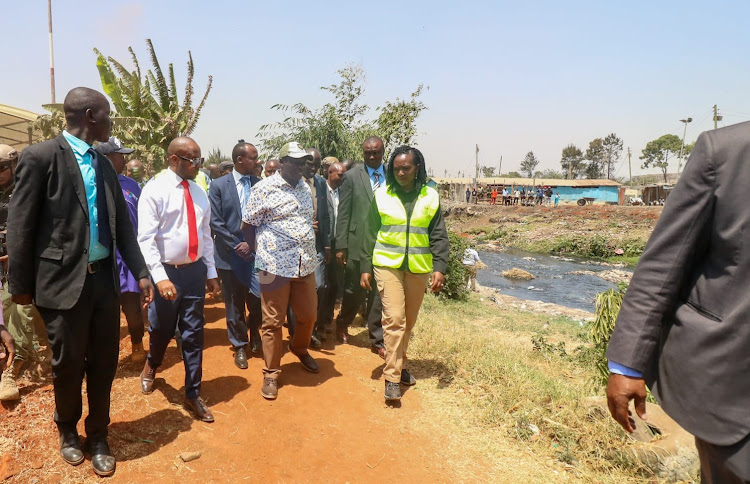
[480,165,496,177]
[602,133,623,179]
[258,64,427,161]
[538,169,564,179]
[584,138,605,179]
[503,171,522,178]
[207,147,230,165]
[560,144,585,179]
[641,134,682,182]
[33,103,66,141]
[93,39,213,174]
[519,151,539,178]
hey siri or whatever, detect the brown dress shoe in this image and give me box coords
[140,361,156,394]
[261,378,278,400]
[185,396,214,422]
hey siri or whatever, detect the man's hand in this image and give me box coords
[324,248,331,265]
[0,327,15,367]
[11,294,32,305]
[313,220,319,234]
[360,273,372,291]
[606,373,648,433]
[156,280,178,301]
[138,278,154,309]
[234,241,254,262]
[336,249,347,266]
[430,272,445,293]
[206,278,221,298]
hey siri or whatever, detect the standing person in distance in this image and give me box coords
[263,159,280,178]
[360,146,449,402]
[242,142,320,400]
[137,137,221,423]
[96,137,148,363]
[209,141,262,368]
[321,162,346,336]
[7,87,154,476]
[334,137,386,357]
[462,245,481,292]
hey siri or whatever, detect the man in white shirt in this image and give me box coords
[462,246,482,291]
[321,162,346,335]
[137,137,221,423]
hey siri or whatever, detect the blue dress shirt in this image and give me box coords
[62,131,110,262]
[608,361,643,378]
[365,164,386,191]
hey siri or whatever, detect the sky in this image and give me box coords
[3,0,750,179]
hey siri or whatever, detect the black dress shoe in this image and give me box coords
[336,329,350,344]
[385,381,401,401]
[185,396,214,422]
[140,360,156,394]
[288,345,319,373]
[84,438,116,477]
[309,333,322,349]
[400,369,417,386]
[250,330,263,355]
[59,431,84,466]
[234,347,248,369]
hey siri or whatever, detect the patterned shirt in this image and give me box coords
[243,172,317,278]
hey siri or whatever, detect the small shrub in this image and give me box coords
[440,231,470,301]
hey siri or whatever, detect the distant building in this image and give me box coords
[434,177,624,204]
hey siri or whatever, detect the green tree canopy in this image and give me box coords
[480,165,497,177]
[640,134,682,182]
[520,151,540,178]
[93,39,213,174]
[602,133,623,179]
[584,138,605,179]
[258,64,427,161]
[560,144,585,179]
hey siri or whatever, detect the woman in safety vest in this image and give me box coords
[360,146,450,403]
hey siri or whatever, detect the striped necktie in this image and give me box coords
[372,171,381,191]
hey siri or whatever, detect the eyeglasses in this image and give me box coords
[0,161,13,172]
[176,155,205,167]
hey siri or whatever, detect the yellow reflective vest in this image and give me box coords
[372,185,440,274]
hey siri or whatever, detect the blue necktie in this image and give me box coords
[240,176,252,210]
[89,149,112,248]
[372,171,381,191]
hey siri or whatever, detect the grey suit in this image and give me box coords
[607,122,750,480]
[334,163,383,347]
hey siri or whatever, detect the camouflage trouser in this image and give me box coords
[1,282,49,362]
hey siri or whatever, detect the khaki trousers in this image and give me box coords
[260,272,317,379]
[2,281,48,362]
[374,267,429,383]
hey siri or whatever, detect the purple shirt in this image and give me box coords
[117,175,142,293]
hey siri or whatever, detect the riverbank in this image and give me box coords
[445,203,661,267]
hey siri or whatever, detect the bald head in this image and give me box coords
[168,137,200,157]
[264,159,280,178]
[63,87,111,143]
[168,136,202,180]
[327,162,346,190]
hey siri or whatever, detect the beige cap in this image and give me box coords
[0,144,18,162]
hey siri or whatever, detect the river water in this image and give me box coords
[476,249,630,312]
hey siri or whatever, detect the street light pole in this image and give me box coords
[48,0,56,103]
[677,117,692,177]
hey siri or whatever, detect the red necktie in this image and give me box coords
[181,180,199,261]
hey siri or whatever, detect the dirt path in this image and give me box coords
[1,302,463,483]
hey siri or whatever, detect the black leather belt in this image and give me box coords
[87,256,111,274]
[163,258,201,270]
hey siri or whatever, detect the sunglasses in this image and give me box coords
[0,161,13,172]
[176,155,205,167]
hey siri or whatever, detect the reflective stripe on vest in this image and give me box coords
[372,185,440,273]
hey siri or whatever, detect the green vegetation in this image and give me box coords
[440,232,470,301]
[257,64,427,160]
[406,294,652,481]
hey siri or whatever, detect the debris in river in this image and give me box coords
[502,268,535,280]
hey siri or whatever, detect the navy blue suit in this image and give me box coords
[209,173,261,349]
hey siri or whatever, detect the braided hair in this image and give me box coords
[385,145,427,193]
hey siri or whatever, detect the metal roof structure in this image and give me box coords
[0,103,41,150]
[432,177,621,187]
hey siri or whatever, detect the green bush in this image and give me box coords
[440,231,470,301]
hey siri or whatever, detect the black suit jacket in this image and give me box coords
[311,174,331,253]
[335,163,377,262]
[209,172,260,271]
[607,121,750,446]
[7,135,149,310]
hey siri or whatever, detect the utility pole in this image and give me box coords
[627,147,632,183]
[713,104,723,129]
[677,117,692,176]
[474,144,479,181]
[498,155,502,176]
[48,0,56,103]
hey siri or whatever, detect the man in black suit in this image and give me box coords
[335,137,385,357]
[209,141,262,368]
[320,162,346,335]
[7,87,153,477]
[606,123,750,481]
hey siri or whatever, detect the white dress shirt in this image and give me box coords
[138,168,217,283]
[232,168,255,210]
[327,181,339,232]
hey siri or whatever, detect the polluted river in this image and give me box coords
[476,248,631,313]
